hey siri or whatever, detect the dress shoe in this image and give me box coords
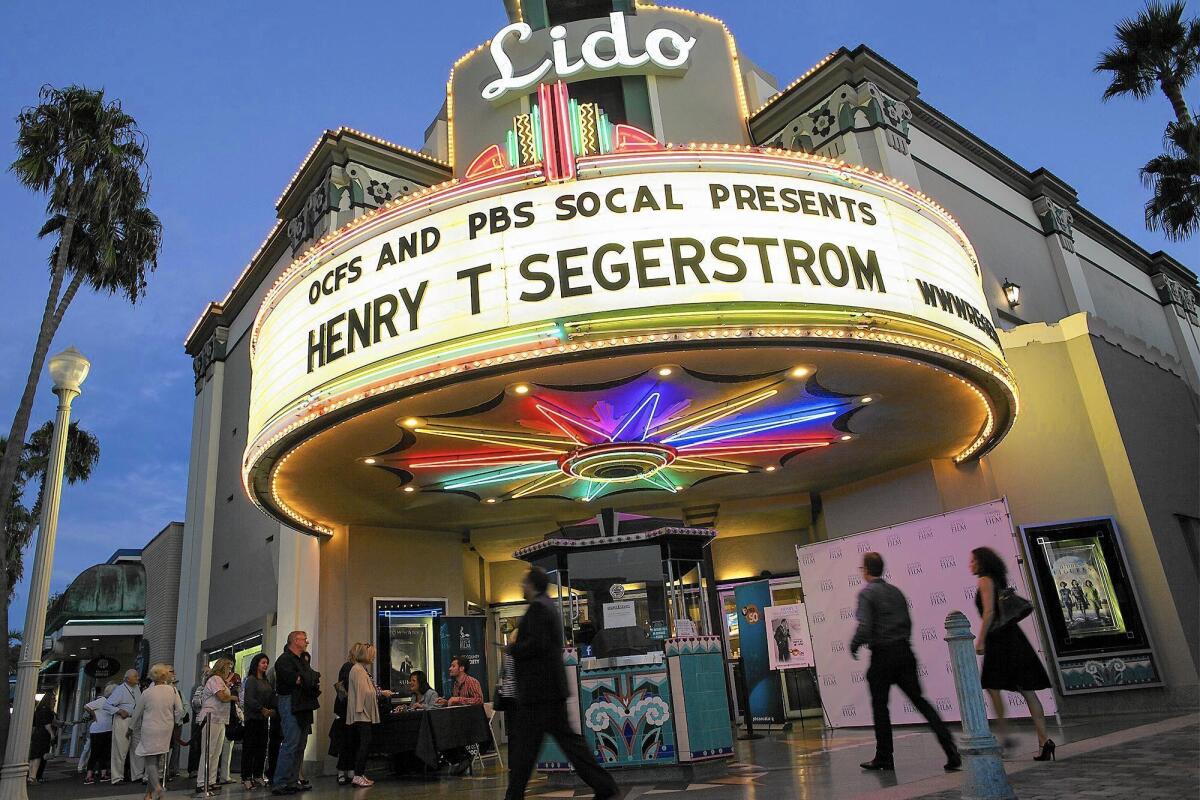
[860,758,895,771]
[944,752,962,771]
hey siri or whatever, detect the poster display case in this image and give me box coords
[1019,517,1162,694]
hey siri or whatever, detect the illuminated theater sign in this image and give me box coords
[245,83,1016,532]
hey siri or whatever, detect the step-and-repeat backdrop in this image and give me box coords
[795,499,1057,727]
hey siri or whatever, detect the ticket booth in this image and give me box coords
[515,512,734,783]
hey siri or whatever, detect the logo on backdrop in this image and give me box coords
[935,697,954,712]
[887,534,903,547]
[839,606,856,621]
[907,561,924,575]
[831,640,846,654]
[856,541,873,554]
[851,671,866,684]
[482,13,697,103]
[918,527,935,541]
[951,520,968,534]
[800,552,816,566]
[811,611,827,624]
[822,674,838,687]
[829,546,843,560]
[841,704,857,718]
[820,578,834,592]
[920,626,940,642]
[939,555,957,570]
[929,591,948,606]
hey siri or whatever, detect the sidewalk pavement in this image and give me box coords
[22,711,1199,800]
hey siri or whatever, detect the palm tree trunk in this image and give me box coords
[0,597,9,754]
[0,189,81,757]
[1162,81,1192,125]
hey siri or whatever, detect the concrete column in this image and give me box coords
[944,611,1013,800]
[173,327,227,763]
[1032,195,1095,316]
[1152,271,1200,397]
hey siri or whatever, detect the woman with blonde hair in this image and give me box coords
[195,658,236,796]
[346,643,381,787]
[132,664,184,800]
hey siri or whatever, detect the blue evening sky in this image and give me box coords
[0,1,1193,624]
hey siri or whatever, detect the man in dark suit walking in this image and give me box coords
[504,566,619,800]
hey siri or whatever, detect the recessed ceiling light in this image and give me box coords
[860,396,873,404]
[765,465,777,472]
[513,384,530,395]
[403,417,420,428]
[841,434,853,441]
[69,654,76,658]
[403,486,416,493]
[92,638,100,642]
[363,457,377,465]
[790,366,810,378]
[657,367,672,377]
[485,498,497,504]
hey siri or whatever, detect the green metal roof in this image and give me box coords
[45,562,145,634]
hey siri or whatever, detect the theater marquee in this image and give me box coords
[245,134,1017,530]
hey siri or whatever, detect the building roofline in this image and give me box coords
[749,43,1195,284]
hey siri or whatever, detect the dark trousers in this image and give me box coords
[334,720,355,772]
[88,732,112,775]
[241,719,269,780]
[867,643,956,761]
[265,716,283,781]
[505,702,616,800]
[351,723,373,775]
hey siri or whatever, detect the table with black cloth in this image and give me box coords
[369,705,490,769]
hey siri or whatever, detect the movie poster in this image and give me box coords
[1041,537,1126,637]
[764,603,814,670]
[388,623,427,690]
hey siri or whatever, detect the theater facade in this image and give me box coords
[176,0,1199,768]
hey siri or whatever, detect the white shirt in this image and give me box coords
[200,675,230,724]
[105,682,141,717]
[86,697,113,734]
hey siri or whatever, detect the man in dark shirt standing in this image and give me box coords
[851,552,960,772]
[272,631,320,795]
[504,567,618,800]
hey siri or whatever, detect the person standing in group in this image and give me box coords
[271,631,320,796]
[242,654,276,789]
[27,691,57,784]
[195,658,237,797]
[346,643,383,787]
[332,644,358,786]
[132,664,185,800]
[504,566,619,800]
[106,669,144,784]
[970,547,1056,761]
[850,552,961,772]
[217,672,243,785]
[187,666,212,778]
[83,684,117,784]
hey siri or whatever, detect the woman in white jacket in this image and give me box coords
[132,664,184,800]
[346,643,381,787]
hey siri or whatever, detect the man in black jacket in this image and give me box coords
[504,567,618,800]
[271,631,320,795]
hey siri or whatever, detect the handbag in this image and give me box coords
[991,586,1034,630]
[224,701,245,742]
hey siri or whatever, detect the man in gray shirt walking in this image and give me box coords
[851,552,960,772]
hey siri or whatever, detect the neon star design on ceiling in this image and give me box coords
[371,367,872,504]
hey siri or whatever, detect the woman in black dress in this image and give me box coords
[970,547,1055,761]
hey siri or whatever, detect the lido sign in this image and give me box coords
[483,12,696,103]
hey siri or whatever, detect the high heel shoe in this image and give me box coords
[1033,739,1056,761]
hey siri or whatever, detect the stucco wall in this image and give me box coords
[710,530,804,581]
[142,522,184,667]
[207,334,283,643]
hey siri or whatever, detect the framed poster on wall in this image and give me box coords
[1019,517,1162,694]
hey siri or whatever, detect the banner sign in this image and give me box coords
[764,603,814,670]
[434,616,489,702]
[795,499,1056,727]
[733,580,784,724]
[248,163,996,450]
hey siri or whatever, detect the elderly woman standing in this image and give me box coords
[132,664,184,800]
[346,643,381,787]
[195,658,236,797]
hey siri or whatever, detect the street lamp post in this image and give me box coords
[0,348,90,800]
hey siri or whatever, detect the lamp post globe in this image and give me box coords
[48,346,90,395]
[0,347,89,800]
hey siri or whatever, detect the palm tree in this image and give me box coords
[0,84,158,752]
[1095,1,1199,125]
[7,421,102,590]
[1142,120,1200,239]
